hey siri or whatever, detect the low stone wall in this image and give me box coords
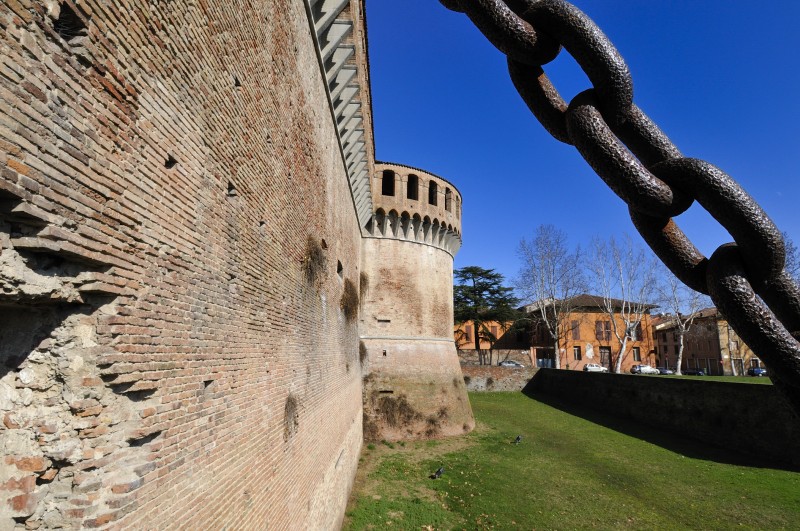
[461,366,538,392]
[524,370,800,468]
[458,349,531,366]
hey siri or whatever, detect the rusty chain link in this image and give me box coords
[441,0,800,415]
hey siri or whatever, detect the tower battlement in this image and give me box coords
[373,162,462,233]
[366,162,463,255]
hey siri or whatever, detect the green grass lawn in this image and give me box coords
[344,392,800,530]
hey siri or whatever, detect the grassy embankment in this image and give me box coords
[344,392,799,530]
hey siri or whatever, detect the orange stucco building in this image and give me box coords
[454,295,657,372]
[523,295,657,372]
[652,308,765,375]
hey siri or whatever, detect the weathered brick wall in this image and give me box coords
[1,1,364,528]
[461,366,538,392]
[526,370,800,468]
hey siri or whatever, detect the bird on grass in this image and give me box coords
[430,466,444,479]
[513,435,522,445]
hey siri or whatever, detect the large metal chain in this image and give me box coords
[441,0,800,415]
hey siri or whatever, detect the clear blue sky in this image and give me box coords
[366,1,800,287]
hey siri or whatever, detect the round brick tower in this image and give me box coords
[360,162,474,440]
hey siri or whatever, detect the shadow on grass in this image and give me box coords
[521,385,798,473]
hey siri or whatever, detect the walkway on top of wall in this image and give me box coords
[304,0,374,229]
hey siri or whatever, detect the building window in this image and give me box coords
[536,323,550,341]
[445,188,452,211]
[661,332,667,342]
[456,197,461,219]
[599,346,611,366]
[490,325,498,339]
[381,170,395,196]
[632,347,641,361]
[428,181,438,205]
[465,325,472,342]
[750,358,761,369]
[629,323,642,341]
[571,320,580,340]
[573,345,582,361]
[407,174,419,200]
[595,320,611,341]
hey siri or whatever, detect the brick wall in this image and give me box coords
[360,236,474,441]
[1,1,364,528]
[525,370,800,468]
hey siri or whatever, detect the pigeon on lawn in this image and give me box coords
[430,466,444,479]
[513,435,522,445]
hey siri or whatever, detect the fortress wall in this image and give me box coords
[1,1,363,528]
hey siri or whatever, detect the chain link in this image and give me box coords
[441,0,800,415]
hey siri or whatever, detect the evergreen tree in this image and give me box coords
[454,266,520,365]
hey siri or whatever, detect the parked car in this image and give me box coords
[683,368,706,376]
[583,363,608,373]
[631,364,659,375]
[657,367,675,375]
[499,360,524,368]
[747,367,768,377]
[641,365,660,375]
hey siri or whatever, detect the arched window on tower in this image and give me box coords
[445,187,452,211]
[407,174,419,200]
[428,180,438,206]
[456,197,461,219]
[381,170,395,196]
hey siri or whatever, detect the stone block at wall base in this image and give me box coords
[461,366,538,392]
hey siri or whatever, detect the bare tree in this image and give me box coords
[589,235,658,374]
[516,225,586,370]
[783,232,800,285]
[655,264,712,375]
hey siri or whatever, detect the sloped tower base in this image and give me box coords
[362,339,474,441]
